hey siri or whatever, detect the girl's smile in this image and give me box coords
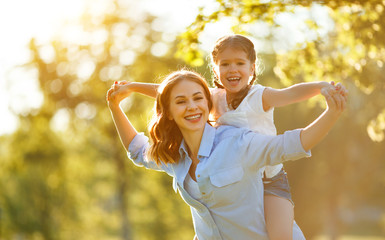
[214,47,255,94]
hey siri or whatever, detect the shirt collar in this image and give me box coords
[197,123,216,158]
[174,123,216,192]
[178,123,216,158]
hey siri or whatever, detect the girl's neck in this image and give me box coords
[226,85,251,110]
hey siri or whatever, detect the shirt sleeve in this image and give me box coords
[127,133,173,174]
[247,85,272,115]
[240,128,311,169]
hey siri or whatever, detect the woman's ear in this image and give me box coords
[212,67,219,79]
[250,63,255,76]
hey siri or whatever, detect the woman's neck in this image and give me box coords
[181,128,204,160]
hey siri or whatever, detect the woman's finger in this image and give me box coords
[322,88,337,110]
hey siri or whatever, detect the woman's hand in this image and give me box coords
[300,83,347,151]
[321,83,348,114]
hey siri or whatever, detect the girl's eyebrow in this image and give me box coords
[219,58,247,61]
[174,91,203,99]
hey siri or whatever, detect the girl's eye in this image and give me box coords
[194,97,204,101]
[176,100,186,104]
[220,63,229,67]
[237,62,245,65]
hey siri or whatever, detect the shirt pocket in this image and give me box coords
[208,166,245,208]
[210,166,244,187]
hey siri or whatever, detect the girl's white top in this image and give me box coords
[210,85,283,178]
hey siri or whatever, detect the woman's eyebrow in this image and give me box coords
[174,91,203,99]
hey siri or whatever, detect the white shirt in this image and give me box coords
[210,85,283,178]
[128,123,309,240]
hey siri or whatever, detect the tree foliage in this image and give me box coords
[1,0,385,239]
[178,0,385,142]
[177,0,385,238]
[0,1,195,239]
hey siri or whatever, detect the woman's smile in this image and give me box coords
[168,79,209,134]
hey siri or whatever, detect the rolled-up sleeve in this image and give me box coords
[127,133,172,173]
[128,133,149,163]
[282,129,311,160]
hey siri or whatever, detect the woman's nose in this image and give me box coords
[187,101,198,111]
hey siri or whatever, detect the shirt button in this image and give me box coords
[197,175,200,178]
[202,192,206,195]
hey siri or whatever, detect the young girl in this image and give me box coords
[113,35,346,239]
[107,70,346,240]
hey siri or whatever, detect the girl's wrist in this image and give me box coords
[318,81,330,89]
[108,101,121,111]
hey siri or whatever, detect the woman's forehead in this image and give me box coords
[170,79,205,97]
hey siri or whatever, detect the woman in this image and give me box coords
[106,70,346,240]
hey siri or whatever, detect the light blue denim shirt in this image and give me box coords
[128,123,311,240]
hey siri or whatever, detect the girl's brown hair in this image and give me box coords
[211,34,262,109]
[147,70,213,165]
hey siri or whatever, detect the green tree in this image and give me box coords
[0,1,196,239]
[177,0,385,239]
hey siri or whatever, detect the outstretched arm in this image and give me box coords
[300,88,347,151]
[119,81,159,98]
[106,82,138,150]
[262,81,342,111]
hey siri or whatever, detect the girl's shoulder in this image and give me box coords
[210,87,226,96]
[249,84,266,92]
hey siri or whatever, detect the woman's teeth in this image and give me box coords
[185,114,201,120]
[228,77,240,81]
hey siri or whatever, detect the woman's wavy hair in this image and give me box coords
[210,34,263,109]
[147,70,213,165]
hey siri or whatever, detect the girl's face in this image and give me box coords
[213,47,255,94]
[168,79,209,136]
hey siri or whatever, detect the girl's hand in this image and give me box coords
[330,81,349,97]
[106,81,132,107]
[321,87,347,114]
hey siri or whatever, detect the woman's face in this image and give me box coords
[168,79,209,136]
[213,47,255,94]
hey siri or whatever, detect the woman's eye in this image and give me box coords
[194,97,204,101]
[176,100,185,104]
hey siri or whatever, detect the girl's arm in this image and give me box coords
[107,83,138,150]
[262,81,337,111]
[107,83,172,173]
[119,81,159,98]
[299,88,347,151]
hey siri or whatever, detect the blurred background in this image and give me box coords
[0,0,384,239]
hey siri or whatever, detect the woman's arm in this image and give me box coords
[107,83,138,150]
[262,81,336,111]
[299,88,347,151]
